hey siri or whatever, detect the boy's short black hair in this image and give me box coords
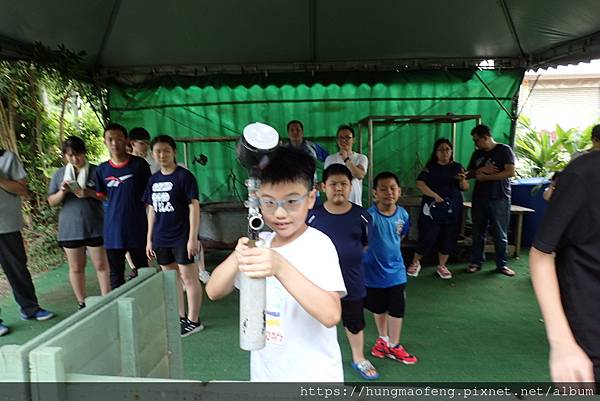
[323,163,352,183]
[150,134,177,151]
[591,124,600,141]
[62,136,86,154]
[337,125,355,137]
[471,124,492,138]
[373,171,400,188]
[104,123,128,138]
[260,146,315,189]
[286,120,304,132]
[129,127,150,141]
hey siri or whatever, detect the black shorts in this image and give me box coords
[341,298,366,334]
[155,245,195,266]
[364,284,406,318]
[59,237,104,249]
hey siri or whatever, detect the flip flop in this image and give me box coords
[351,360,380,380]
[465,264,482,273]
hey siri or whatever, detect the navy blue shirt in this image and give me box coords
[417,161,465,223]
[467,143,515,201]
[143,166,199,247]
[96,156,150,249]
[307,204,371,300]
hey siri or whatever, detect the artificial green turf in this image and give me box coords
[0,252,550,383]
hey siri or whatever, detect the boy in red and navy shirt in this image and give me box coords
[96,123,151,289]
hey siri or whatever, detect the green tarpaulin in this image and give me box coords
[109,69,523,203]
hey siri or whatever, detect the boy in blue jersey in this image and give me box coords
[96,123,151,289]
[363,172,418,365]
[308,164,379,380]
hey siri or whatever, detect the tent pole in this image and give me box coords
[452,122,457,148]
[183,143,189,167]
[357,124,363,154]
[368,118,374,207]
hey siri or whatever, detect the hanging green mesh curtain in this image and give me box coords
[109,69,524,203]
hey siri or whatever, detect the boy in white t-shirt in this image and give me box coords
[206,146,347,382]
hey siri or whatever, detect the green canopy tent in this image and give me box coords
[108,70,522,202]
[2,0,599,201]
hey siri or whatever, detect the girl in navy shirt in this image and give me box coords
[144,135,204,337]
[407,138,469,279]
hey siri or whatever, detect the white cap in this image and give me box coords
[242,122,279,151]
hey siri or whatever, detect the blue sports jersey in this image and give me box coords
[307,203,371,300]
[95,155,150,249]
[363,204,410,288]
[143,166,199,247]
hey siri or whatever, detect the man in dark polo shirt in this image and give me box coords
[465,124,516,276]
[530,144,600,385]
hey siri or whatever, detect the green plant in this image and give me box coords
[515,115,597,178]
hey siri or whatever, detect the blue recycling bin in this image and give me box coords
[510,177,550,247]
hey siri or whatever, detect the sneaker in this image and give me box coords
[407,261,422,277]
[437,265,453,280]
[0,321,8,336]
[181,318,204,337]
[20,309,55,321]
[387,344,418,365]
[370,337,390,359]
[497,266,516,277]
[78,302,86,310]
[198,270,211,284]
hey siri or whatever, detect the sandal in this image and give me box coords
[497,266,516,277]
[465,264,481,273]
[351,359,380,380]
[407,261,422,277]
[437,265,452,279]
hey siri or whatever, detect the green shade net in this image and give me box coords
[109,69,524,203]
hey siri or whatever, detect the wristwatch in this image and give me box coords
[344,157,350,163]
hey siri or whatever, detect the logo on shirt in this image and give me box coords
[106,174,133,188]
[152,181,175,213]
[395,219,404,235]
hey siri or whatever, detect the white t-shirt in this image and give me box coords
[145,154,160,174]
[249,227,347,382]
[324,152,368,206]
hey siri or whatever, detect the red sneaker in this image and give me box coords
[370,337,390,358]
[387,345,418,364]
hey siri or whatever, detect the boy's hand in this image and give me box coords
[187,238,199,260]
[73,188,88,198]
[237,244,282,278]
[146,241,156,260]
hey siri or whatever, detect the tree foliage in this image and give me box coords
[0,46,108,273]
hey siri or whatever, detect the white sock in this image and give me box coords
[379,336,389,345]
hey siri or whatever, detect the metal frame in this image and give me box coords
[175,136,237,167]
[356,114,482,206]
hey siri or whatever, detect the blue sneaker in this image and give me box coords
[20,309,55,321]
[0,321,8,336]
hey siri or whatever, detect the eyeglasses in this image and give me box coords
[259,192,309,213]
